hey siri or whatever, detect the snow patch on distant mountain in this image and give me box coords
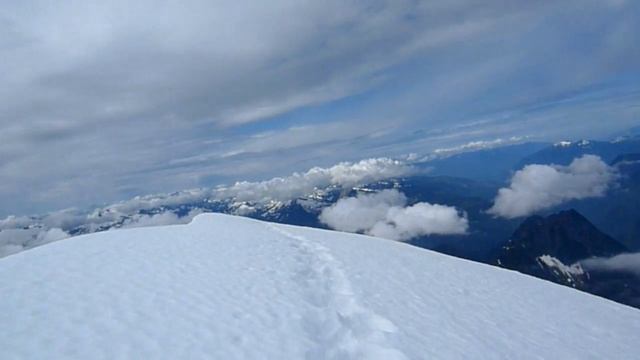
[554,141,573,147]
[537,255,585,277]
[554,140,591,148]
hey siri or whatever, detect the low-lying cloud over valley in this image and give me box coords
[319,189,469,241]
[488,155,617,218]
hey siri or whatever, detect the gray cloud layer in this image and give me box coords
[1,1,639,216]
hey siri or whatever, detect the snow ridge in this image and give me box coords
[266,224,407,360]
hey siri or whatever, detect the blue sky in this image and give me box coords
[0,0,639,216]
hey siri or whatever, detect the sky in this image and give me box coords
[1,0,639,217]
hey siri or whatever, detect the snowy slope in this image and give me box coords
[1,214,639,359]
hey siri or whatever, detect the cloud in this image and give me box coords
[0,227,69,258]
[90,157,410,216]
[120,212,180,229]
[488,155,617,218]
[0,209,208,258]
[216,158,412,203]
[1,157,410,230]
[579,253,640,276]
[319,189,468,241]
[98,189,212,218]
[120,209,204,229]
[0,157,412,257]
[319,189,407,233]
[1,1,638,217]
[431,136,528,158]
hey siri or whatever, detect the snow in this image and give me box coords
[554,141,573,147]
[1,214,639,359]
[537,254,585,277]
[553,140,590,148]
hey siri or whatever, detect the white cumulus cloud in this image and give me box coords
[90,158,410,216]
[319,189,468,241]
[216,158,412,203]
[488,155,616,219]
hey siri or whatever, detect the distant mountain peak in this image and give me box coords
[553,140,591,148]
[518,137,640,168]
[495,209,630,294]
[500,209,627,266]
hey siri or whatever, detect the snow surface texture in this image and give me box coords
[1,214,639,359]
